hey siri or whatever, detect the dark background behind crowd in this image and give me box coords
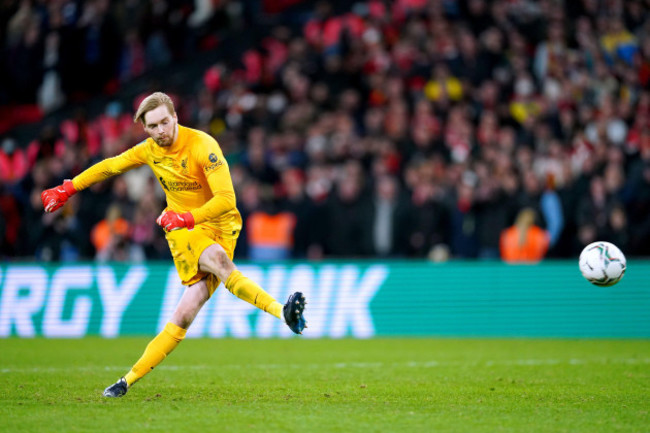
[1,0,649,263]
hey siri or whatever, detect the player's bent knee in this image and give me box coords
[214,249,233,272]
[199,244,234,279]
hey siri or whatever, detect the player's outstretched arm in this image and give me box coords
[41,145,146,213]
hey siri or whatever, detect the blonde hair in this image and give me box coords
[133,92,176,124]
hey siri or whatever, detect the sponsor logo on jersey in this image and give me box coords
[152,157,177,168]
[204,154,223,173]
[158,176,202,191]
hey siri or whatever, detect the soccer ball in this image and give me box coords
[579,241,626,286]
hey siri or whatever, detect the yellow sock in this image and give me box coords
[225,270,283,319]
[124,322,186,386]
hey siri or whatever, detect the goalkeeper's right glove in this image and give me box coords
[41,180,77,212]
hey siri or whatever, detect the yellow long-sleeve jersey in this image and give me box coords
[72,125,242,238]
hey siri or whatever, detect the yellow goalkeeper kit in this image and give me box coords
[72,125,242,294]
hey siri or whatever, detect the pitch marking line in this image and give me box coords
[2,358,650,374]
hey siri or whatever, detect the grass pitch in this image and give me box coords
[0,338,648,432]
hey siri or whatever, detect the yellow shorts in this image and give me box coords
[165,225,237,296]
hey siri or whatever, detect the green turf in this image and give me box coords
[0,338,648,432]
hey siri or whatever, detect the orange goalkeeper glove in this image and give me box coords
[156,210,195,231]
[41,180,77,212]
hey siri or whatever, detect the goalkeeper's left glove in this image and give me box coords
[156,210,195,231]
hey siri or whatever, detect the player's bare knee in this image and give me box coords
[199,245,234,280]
[213,250,235,281]
[215,248,233,271]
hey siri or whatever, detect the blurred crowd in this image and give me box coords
[1,0,650,263]
[0,0,233,121]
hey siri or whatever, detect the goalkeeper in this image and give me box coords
[41,92,307,397]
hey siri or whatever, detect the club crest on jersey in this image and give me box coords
[209,153,218,163]
[181,158,189,174]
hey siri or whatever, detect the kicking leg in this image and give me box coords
[103,279,210,397]
[198,243,306,333]
[198,243,284,317]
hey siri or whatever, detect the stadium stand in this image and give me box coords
[0,0,649,261]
